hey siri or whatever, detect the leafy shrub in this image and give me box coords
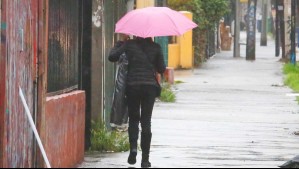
[159,83,176,103]
[90,121,130,152]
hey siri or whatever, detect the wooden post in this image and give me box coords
[246,0,257,60]
[37,0,49,167]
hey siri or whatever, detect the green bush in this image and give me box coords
[90,121,130,153]
[283,63,299,104]
[159,83,176,103]
[283,63,299,75]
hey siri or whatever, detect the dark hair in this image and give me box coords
[136,37,153,42]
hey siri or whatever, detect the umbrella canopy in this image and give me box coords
[280,155,299,168]
[115,7,198,38]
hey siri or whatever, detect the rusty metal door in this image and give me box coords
[1,0,38,167]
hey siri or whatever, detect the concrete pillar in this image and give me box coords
[136,0,155,8]
[178,11,193,69]
[168,44,180,68]
[91,0,104,123]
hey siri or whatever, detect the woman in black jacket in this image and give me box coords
[109,37,166,168]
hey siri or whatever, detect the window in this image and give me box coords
[47,0,80,95]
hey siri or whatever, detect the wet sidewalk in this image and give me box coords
[78,35,299,168]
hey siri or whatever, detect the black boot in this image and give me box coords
[141,155,151,168]
[128,125,139,165]
[141,132,152,168]
[128,146,137,165]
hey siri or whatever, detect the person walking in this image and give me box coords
[109,36,166,168]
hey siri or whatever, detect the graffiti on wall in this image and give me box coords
[1,0,38,167]
[1,23,6,43]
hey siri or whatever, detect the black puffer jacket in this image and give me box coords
[109,38,166,87]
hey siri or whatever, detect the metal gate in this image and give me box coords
[47,0,80,95]
[206,29,216,58]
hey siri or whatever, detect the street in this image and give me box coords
[79,33,299,168]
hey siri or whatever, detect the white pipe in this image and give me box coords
[19,87,51,168]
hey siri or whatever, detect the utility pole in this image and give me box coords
[246,0,257,60]
[260,0,268,46]
[277,0,286,60]
[291,0,296,65]
[275,0,280,57]
[234,0,240,58]
[284,0,291,61]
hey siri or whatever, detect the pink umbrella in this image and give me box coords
[115,7,198,38]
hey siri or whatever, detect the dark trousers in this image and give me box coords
[126,85,156,158]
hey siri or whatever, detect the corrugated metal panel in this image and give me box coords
[47,0,80,94]
[1,0,38,167]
